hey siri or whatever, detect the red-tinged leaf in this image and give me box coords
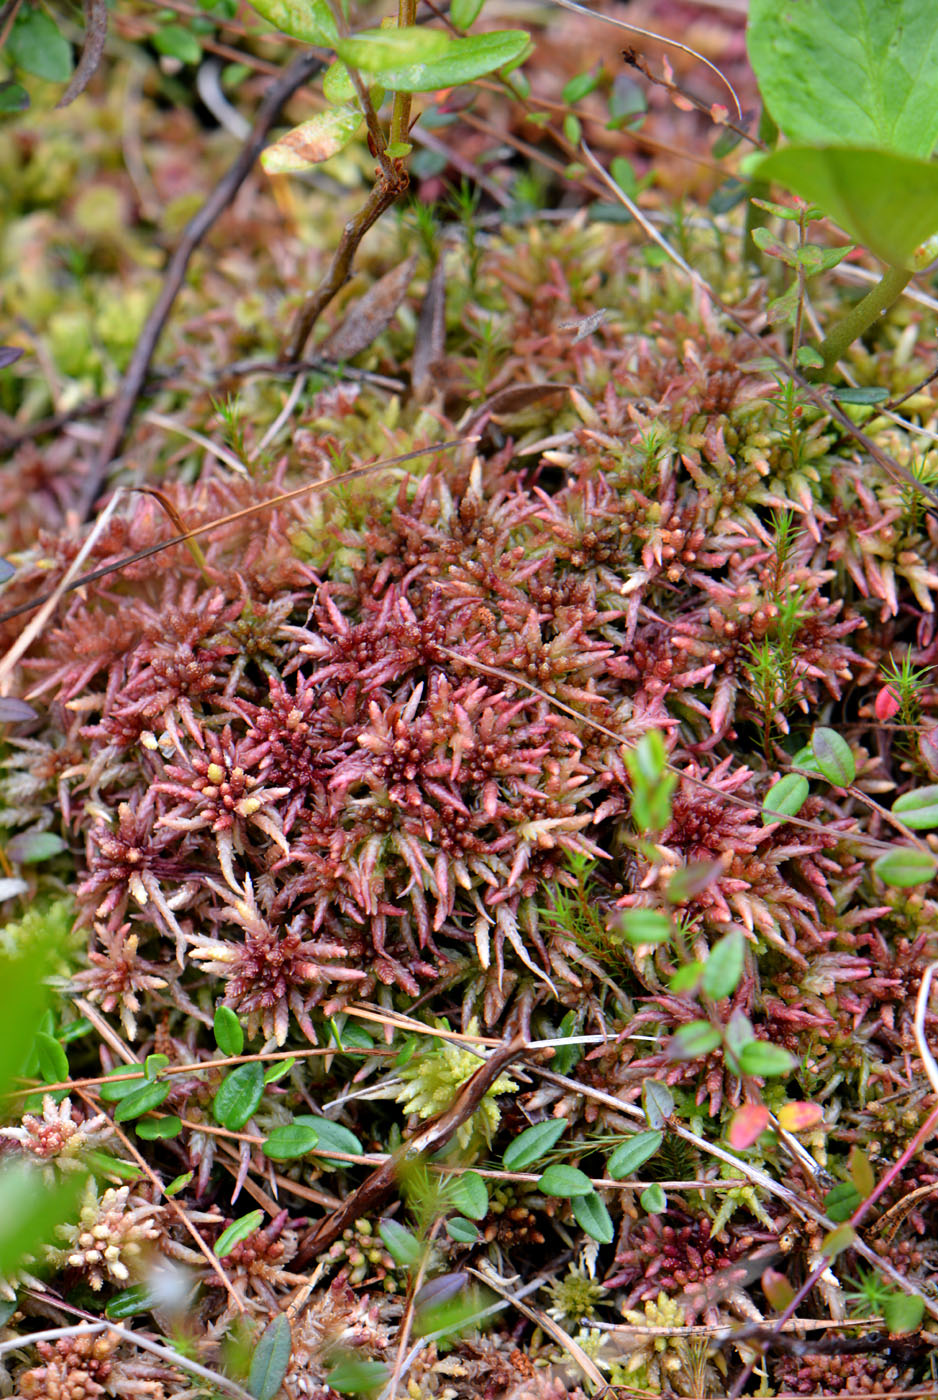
[321,255,417,362]
[875,685,902,721]
[775,1101,824,1133]
[920,727,938,775]
[728,1104,770,1149]
[261,106,363,174]
[761,1266,795,1311]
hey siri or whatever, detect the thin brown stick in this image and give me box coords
[286,167,410,361]
[77,49,323,522]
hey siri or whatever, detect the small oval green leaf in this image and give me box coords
[450,0,484,29]
[640,1182,667,1214]
[892,784,938,829]
[702,929,745,1001]
[105,1284,160,1319]
[824,1181,861,1222]
[262,1122,320,1160]
[445,1216,480,1243]
[379,1218,422,1268]
[883,1292,925,1335]
[135,1115,182,1140]
[213,1062,264,1131]
[642,1079,674,1130]
[7,9,73,81]
[669,1020,723,1060]
[811,727,856,787]
[326,1358,390,1394]
[214,1005,244,1056]
[738,1041,795,1078]
[571,1189,614,1243]
[294,1116,363,1168]
[503,1118,567,1172]
[264,1056,296,1085]
[145,1053,169,1081]
[537,1164,593,1197]
[248,1311,293,1400]
[607,1129,663,1179]
[154,24,202,64]
[449,1170,488,1220]
[761,773,809,825]
[34,1031,68,1085]
[261,106,364,174]
[618,908,672,945]
[873,847,938,887]
[215,1210,264,1257]
[114,1080,171,1122]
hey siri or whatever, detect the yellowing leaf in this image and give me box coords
[776,1101,824,1133]
[262,107,363,174]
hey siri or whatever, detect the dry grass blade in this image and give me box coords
[412,256,447,402]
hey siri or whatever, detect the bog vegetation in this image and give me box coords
[2,0,938,1396]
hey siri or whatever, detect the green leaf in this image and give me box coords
[738,1041,796,1077]
[214,1005,244,1056]
[213,1062,264,1131]
[572,1189,614,1244]
[883,1292,925,1334]
[261,107,364,174]
[248,1311,293,1400]
[7,832,66,863]
[640,1182,667,1214]
[665,859,723,903]
[335,28,529,93]
[746,0,938,156]
[6,8,73,82]
[262,1122,320,1160]
[215,1211,264,1257]
[135,1115,182,1140]
[811,727,856,787]
[831,386,890,405]
[537,1164,593,1197]
[322,60,356,104]
[294,1115,362,1169]
[114,1080,171,1122]
[83,1150,144,1181]
[821,1224,856,1257]
[246,0,338,44]
[607,1130,663,1179]
[562,70,599,105]
[0,1163,86,1275]
[892,784,938,829]
[448,1171,488,1220]
[165,1171,193,1196]
[552,1010,582,1076]
[824,1181,861,1221]
[450,0,484,30]
[762,773,809,824]
[153,24,202,64]
[325,1358,389,1394]
[702,930,745,1000]
[669,1020,722,1059]
[668,961,703,994]
[264,1056,295,1084]
[445,1216,480,1243]
[873,846,938,887]
[0,81,30,114]
[106,1284,160,1319]
[34,1031,68,1085]
[753,146,938,270]
[98,1065,146,1102]
[618,908,672,946]
[145,1053,169,1081]
[379,1218,422,1268]
[503,1118,568,1172]
[642,1079,673,1130]
[848,1145,875,1198]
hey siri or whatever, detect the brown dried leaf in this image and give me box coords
[411,257,446,402]
[460,382,572,439]
[56,0,108,108]
[321,254,418,362]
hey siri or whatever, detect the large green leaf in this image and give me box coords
[335,28,528,93]
[6,8,73,82]
[754,146,938,269]
[747,0,938,156]
[246,0,338,46]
